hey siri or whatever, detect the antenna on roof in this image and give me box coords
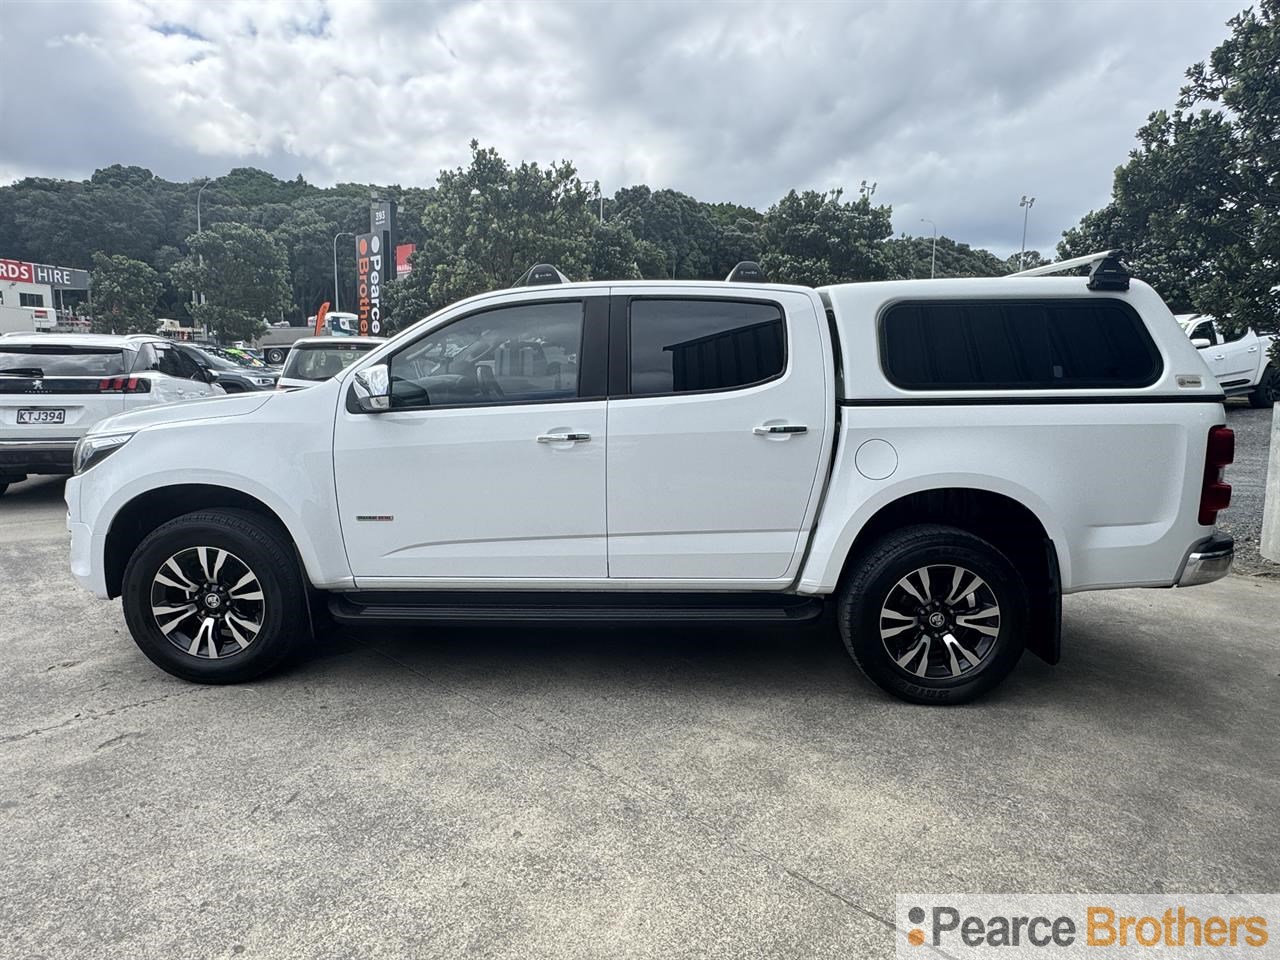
[725,261,767,283]
[515,263,570,287]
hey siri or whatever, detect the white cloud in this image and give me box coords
[0,0,1243,255]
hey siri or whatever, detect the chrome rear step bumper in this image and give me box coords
[1176,532,1234,587]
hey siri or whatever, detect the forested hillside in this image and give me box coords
[0,145,1033,340]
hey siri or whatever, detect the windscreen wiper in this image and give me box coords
[0,367,45,377]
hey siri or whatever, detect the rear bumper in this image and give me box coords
[1176,532,1234,587]
[0,438,75,476]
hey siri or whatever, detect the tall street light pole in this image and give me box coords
[194,178,211,339]
[1019,195,1036,269]
[920,218,937,279]
[332,232,355,312]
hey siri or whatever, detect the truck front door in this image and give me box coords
[333,294,609,583]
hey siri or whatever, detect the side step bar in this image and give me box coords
[328,591,825,626]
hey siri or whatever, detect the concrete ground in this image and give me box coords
[3,476,1279,960]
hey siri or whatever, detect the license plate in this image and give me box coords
[17,408,66,424]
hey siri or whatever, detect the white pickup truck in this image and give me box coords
[65,253,1235,704]
[1179,314,1278,407]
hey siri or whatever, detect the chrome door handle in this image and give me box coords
[753,424,807,435]
[537,432,591,443]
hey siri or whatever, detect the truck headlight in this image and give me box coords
[73,433,134,475]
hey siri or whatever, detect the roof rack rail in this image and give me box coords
[725,261,767,283]
[515,263,570,287]
[1006,249,1129,292]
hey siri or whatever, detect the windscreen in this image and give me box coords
[0,344,128,377]
[283,343,374,381]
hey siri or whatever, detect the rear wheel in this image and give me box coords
[837,524,1028,705]
[1248,364,1278,408]
[121,508,308,683]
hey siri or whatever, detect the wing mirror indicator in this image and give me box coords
[352,363,391,413]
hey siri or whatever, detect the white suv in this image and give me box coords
[64,254,1235,704]
[0,333,224,495]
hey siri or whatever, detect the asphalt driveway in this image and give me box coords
[2,476,1278,959]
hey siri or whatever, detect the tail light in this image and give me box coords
[97,376,152,394]
[1198,425,1233,525]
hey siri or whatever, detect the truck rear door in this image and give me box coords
[604,287,831,582]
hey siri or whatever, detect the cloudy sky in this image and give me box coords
[0,0,1241,256]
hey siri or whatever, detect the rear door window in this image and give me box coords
[880,299,1162,390]
[626,299,786,396]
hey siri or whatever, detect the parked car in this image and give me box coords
[277,337,382,389]
[186,346,279,393]
[65,254,1235,704]
[1178,314,1277,407]
[1,333,224,496]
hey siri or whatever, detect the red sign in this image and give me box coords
[395,243,415,279]
[0,258,34,283]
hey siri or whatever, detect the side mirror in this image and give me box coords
[206,368,220,382]
[352,363,391,413]
[1191,337,1211,349]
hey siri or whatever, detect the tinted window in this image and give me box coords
[389,301,583,408]
[1189,319,1218,346]
[284,342,377,382]
[0,345,126,377]
[880,299,1161,390]
[628,299,785,396]
[19,292,45,307]
[143,344,197,380]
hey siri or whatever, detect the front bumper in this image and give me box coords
[0,438,76,477]
[1176,532,1234,587]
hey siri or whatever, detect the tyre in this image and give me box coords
[837,524,1028,705]
[0,482,8,498]
[1248,364,1278,408]
[121,508,309,683]
[265,347,287,366]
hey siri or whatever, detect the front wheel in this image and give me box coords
[1248,364,1278,408]
[121,508,309,683]
[837,525,1028,705]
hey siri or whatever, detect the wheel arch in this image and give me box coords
[824,481,1066,665]
[104,484,300,599]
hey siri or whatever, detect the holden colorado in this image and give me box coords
[64,253,1235,704]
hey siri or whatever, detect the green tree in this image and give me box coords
[1060,0,1280,336]
[169,223,291,343]
[88,252,161,334]
[384,141,601,327]
[760,188,893,286]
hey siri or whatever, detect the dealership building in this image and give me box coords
[0,258,91,331]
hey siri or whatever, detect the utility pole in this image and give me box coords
[194,178,210,339]
[332,232,355,312]
[1019,195,1036,269]
[920,218,937,279]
